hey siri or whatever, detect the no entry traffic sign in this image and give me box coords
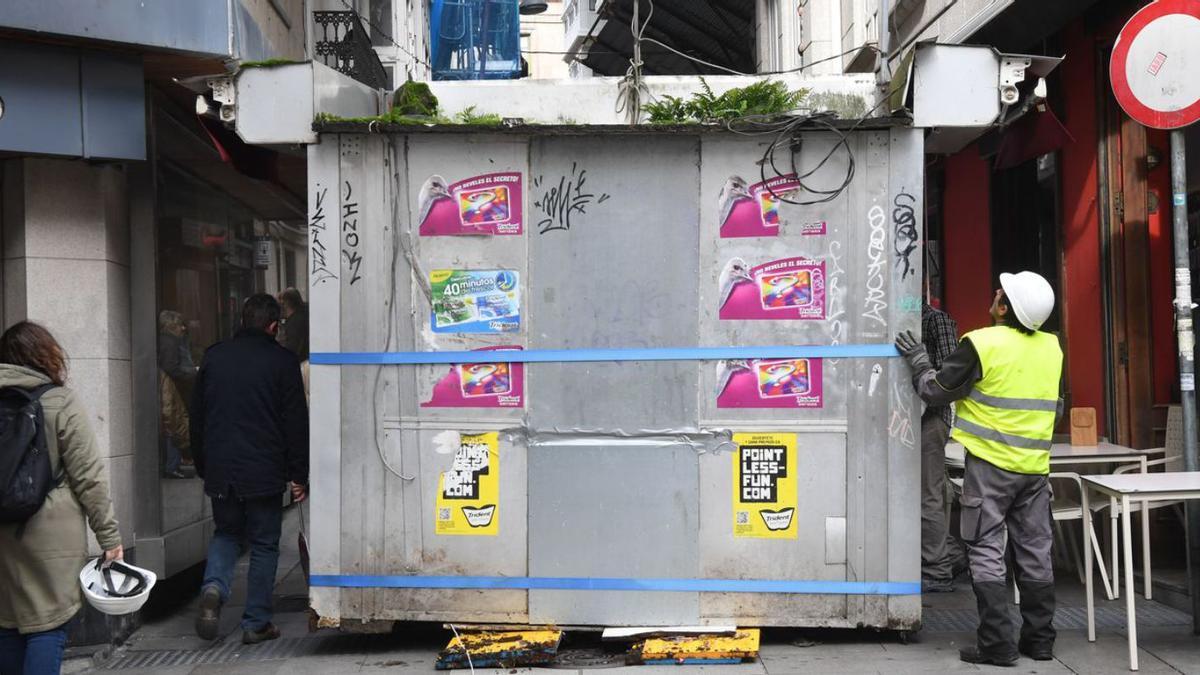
[1111,0,1200,129]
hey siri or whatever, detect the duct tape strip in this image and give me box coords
[309,575,920,595]
[311,344,901,365]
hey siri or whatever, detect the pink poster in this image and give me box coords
[718,256,826,320]
[417,172,524,236]
[421,346,524,408]
[718,174,803,238]
[717,358,824,409]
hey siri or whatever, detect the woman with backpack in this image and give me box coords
[0,322,122,675]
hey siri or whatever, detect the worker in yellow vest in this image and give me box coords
[895,271,1062,667]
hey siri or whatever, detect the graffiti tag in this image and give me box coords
[533,162,610,234]
[310,185,337,286]
[342,181,363,285]
[863,204,888,328]
[892,192,918,281]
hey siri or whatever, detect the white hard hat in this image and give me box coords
[79,558,156,615]
[999,271,1055,331]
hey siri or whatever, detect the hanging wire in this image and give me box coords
[615,0,654,124]
[720,81,907,208]
[372,142,415,482]
[448,624,477,674]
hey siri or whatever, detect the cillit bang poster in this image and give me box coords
[417,172,523,236]
[719,174,809,238]
[430,269,520,333]
[716,358,823,409]
[422,346,524,408]
[718,256,826,320]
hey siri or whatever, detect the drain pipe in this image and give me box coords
[877,0,892,87]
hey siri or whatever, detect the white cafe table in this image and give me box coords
[945,441,1163,472]
[1081,472,1200,671]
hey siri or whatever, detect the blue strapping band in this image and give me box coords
[309,575,920,595]
[311,344,900,365]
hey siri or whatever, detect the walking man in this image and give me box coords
[919,300,959,592]
[895,271,1061,666]
[192,294,309,644]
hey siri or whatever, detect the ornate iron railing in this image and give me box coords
[313,10,389,90]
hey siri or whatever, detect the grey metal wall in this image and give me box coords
[308,127,924,628]
[1,0,233,57]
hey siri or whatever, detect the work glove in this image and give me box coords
[894,330,932,371]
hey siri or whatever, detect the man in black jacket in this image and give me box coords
[192,294,309,645]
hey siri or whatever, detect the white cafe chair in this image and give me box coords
[1048,471,1116,600]
[1106,405,1184,600]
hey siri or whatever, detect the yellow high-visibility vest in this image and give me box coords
[951,325,1063,475]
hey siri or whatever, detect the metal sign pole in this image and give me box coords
[1170,129,1200,633]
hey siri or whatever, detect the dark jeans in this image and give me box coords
[202,492,283,632]
[0,626,68,675]
[920,414,954,581]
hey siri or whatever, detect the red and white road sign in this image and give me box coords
[1111,0,1200,129]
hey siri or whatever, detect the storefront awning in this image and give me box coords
[580,0,754,76]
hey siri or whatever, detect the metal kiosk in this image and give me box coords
[305,120,925,631]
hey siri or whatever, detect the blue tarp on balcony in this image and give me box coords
[430,0,522,80]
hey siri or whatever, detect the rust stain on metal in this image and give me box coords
[313,613,341,630]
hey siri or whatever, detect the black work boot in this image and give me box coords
[1017,580,1056,661]
[243,623,281,645]
[959,580,1018,667]
[195,585,222,641]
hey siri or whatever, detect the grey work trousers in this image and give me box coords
[920,414,954,581]
[960,452,1054,583]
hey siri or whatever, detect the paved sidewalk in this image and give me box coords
[77,507,1200,674]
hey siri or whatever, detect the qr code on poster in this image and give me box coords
[438,508,451,521]
[736,511,749,525]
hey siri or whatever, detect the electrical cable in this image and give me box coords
[721,81,905,208]
[615,0,654,124]
[448,624,476,674]
[372,141,415,482]
[634,37,880,78]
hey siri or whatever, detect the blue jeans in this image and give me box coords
[202,493,283,631]
[0,626,68,675]
[164,437,181,475]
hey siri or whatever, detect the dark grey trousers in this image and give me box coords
[921,414,954,581]
[960,453,1054,583]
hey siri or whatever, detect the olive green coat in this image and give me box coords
[0,366,121,634]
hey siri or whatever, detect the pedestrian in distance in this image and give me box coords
[896,271,1062,667]
[0,322,123,675]
[277,288,310,401]
[158,310,196,479]
[192,294,309,645]
[276,288,309,363]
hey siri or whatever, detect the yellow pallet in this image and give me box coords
[436,629,563,670]
[629,628,761,665]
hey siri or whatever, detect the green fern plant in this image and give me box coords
[643,79,808,124]
[644,95,693,124]
[454,106,504,125]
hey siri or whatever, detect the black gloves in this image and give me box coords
[894,330,932,372]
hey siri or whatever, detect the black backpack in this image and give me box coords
[0,384,57,523]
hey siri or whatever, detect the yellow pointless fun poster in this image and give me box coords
[436,432,500,536]
[732,432,798,539]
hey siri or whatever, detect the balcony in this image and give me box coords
[313,10,390,90]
